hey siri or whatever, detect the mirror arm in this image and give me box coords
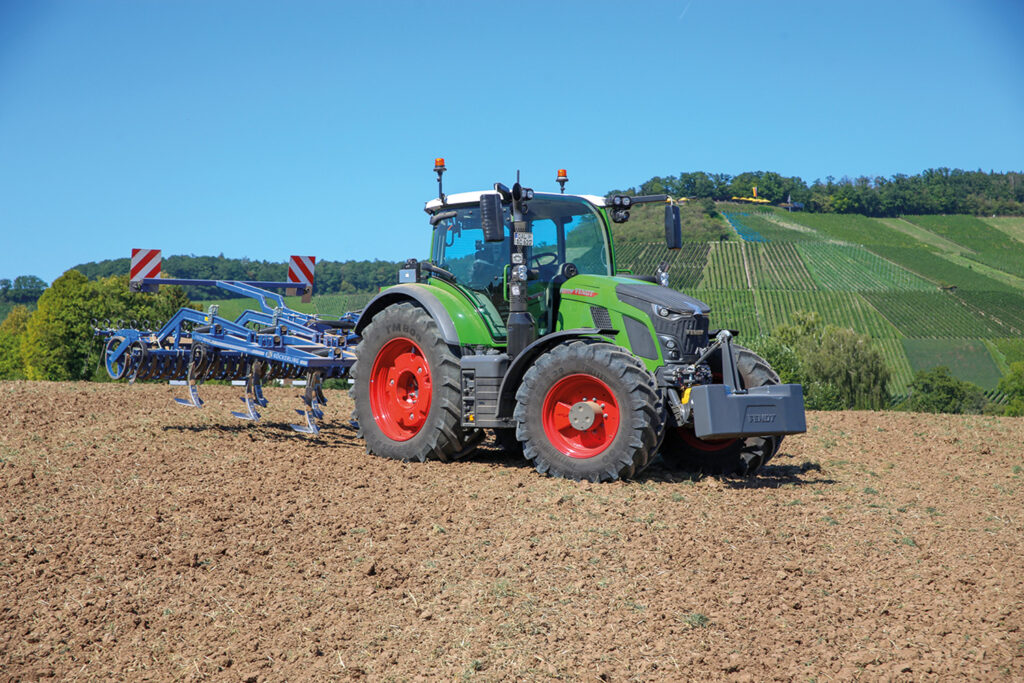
[429,210,457,226]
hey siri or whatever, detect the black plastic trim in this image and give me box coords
[623,315,658,360]
[495,328,614,419]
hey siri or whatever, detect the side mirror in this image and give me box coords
[480,193,506,243]
[665,204,682,250]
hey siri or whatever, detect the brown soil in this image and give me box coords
[1,380,1022,681]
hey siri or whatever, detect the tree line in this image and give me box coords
[0,276,48,304]
[610,168,1024,217]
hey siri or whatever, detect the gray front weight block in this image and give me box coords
[689,384,806,440]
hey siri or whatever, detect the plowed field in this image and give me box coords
[1,381,1022,681]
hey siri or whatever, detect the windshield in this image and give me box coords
[431,195,611,289]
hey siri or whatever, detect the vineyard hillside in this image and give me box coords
[613,205,1024,397]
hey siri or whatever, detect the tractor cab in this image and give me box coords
[426,192,612,338]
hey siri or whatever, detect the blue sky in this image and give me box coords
[1,0,1022,284]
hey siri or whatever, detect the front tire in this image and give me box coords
[351,302,469,462]
[514,341,664,482]
[662,344,782,475]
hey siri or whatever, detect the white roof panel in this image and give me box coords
[424,191,607,212]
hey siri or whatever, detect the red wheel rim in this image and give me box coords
[541,374,620,459]
[369,337,432,441]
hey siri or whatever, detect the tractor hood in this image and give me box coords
[614,282,711,318]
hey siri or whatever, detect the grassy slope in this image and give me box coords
[614,201,733,243]
[877,217,966,253]
[191,292,375,321]
[983,216,1024,244]
[902,338,1004,390]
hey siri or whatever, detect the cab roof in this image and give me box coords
[424,191,608,212]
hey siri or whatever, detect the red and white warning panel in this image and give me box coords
[288,255,315,302]
[288,255,315,286]
[130,249,161,282]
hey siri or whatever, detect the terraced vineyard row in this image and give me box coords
[955,290,1024,335]
[614,243,710,289]
[965,250,1024,279]
[692,289,762,338]
[612,241,645,266]
[666,244,711,289]
[702,242,750,289]
[748,243,816,290]
[902,214,1024,281]
[862,292,1011,338]
[720,207,823,243]
[903,215,1021,255]
[756,290,899,338]
[871,337,915,395]
[770,210,910,247]
[722,212,767,243]
[797,243,935,291]
[867,246,1014,292]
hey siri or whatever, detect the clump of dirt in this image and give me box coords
[1,381,1022,680]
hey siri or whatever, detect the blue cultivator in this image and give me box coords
[96,280,359,434]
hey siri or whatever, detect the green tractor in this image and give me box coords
[350,161,806,482]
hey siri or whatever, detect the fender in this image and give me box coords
[355,284,462,345]
[496,327,615,419]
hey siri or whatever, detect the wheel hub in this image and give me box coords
[568,400,603,431]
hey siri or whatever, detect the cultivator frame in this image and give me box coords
[97,277,359,434]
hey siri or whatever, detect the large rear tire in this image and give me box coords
[513,341,664,482]
[662,344,782,475]
[351,302,470,462]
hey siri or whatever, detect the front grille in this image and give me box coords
[662,314,710,359]
[590,306,613,329]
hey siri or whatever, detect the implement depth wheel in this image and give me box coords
[351,302,470,462]
[662,344,782,476]
[514,341,664,482]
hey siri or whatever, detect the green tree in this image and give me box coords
[802,327,891,409]
[899,367,989,415]
[21,270,194,382]
[998,361,1024,417]
[21,271,98,381]
[750,311,890,410]
[0,305,32,379]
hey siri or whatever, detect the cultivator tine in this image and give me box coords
[175,382,204,409]
[231,360,265,422]
[128,342,147,384]
[174,345,207,409]
[290,369,325,434]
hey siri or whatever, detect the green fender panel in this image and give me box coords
[355,283,497,347]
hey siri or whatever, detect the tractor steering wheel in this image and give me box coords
[529,251,559,268]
